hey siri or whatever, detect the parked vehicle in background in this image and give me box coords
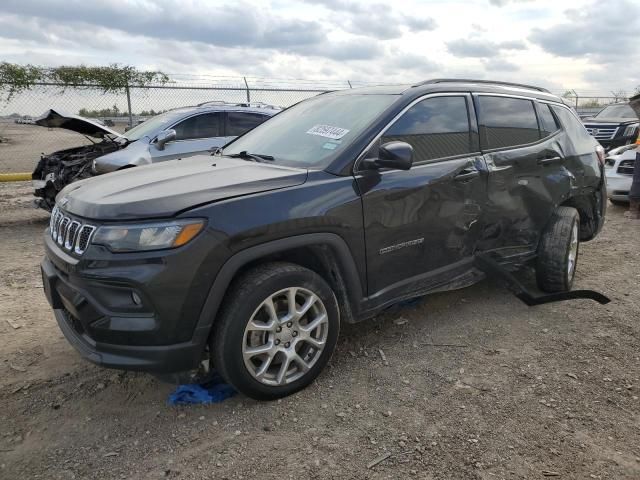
[31,102,281,211]
[604,143,637,205]
[41,79,606,400]
[582,103,639,151]
[15,116,35,124]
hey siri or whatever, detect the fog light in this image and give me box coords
[131,291,142,305]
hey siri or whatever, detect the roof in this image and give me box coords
[329,79,562,103]
[194,102,281,113]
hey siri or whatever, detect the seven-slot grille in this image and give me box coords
[584,125,619,141]
[50,205,96,255]
[617,159,635,175]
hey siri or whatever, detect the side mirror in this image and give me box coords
[362,141,413,171]
[155,129,176,150]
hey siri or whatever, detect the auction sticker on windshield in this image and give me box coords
[306,125,350,140]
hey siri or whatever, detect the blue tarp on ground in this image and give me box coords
[168,373,236,405]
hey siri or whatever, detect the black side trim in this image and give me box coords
[474,253,610,306]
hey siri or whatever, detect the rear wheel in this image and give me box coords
[536,206,580,293]
[212,262,340,400]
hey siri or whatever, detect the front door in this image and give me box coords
[151,112,223,163]
[356,94,487,299]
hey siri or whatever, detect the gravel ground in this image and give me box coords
[0,181,639,480]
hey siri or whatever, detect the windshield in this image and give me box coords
[222,94,397,167]
[122,110,186,141]
[595,104,636,119]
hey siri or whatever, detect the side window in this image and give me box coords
[551,105,595,147]
[226,112,268,136]
[477,96,540,149]
[382,96,473,162]
[539,103,560,137]
[173,113,221,140]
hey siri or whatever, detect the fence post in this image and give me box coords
[125,84,133,128]
[243,77,250,103]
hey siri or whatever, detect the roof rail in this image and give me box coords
[196,100,279,109]
[413,78,551,93]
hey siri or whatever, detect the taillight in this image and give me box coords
[595,145,605,166]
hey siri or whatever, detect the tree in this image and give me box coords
[0,62,169,101]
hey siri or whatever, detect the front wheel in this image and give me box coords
[212,262,340,400]
[536,206,580,293]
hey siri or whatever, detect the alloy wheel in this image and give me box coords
[242,287,329,386]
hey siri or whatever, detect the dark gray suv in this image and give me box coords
[41,79,607,399]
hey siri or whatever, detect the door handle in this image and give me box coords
[454,167,480,181]
[537,156,562,165]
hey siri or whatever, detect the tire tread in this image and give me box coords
[536,206,579,293]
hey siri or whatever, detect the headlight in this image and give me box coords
[623,123,639,137]
[92,219,204,252]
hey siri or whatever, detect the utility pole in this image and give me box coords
[243,77,250,103]
[125,83,133,128]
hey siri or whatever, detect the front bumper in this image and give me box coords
[605,171,633,201]
[41,227,221,373]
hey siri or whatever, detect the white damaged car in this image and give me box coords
[32,103,280,211]
[604,143,636,205]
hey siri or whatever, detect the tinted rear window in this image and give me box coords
[551,105,595,148]
[227,112,269,136]
[477,96,540,149]
[539,103,560,137]
[174,113,221,140]
[382,96,474,161]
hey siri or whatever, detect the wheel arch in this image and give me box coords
[560,187,605,242]
[196,234,365,341]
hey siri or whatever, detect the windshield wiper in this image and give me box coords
[226,151,274,163]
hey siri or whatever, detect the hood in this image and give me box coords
[57,155,308,220]
[36,109,123,139]
[583,118,637,125]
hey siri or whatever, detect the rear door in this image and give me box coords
[223,112,272,145]
[474,94,567,254]
[151,112,223,162]
[357,93,487,299]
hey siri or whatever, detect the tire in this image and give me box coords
[536,206,580,293]
[212,262,340,400]
[609,199,628,207]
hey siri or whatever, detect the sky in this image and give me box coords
[0,0,638,95]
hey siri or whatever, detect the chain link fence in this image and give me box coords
[0,76,625,173]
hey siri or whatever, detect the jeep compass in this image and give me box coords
[41,79,607,399]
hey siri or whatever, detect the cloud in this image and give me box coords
[302,0,437,39]
[390,52,440,73]
[446,38,526,58]
[482,58,519,72]
[489,0,533,6]
[297,38,384,61]
[0,0,326,50]
[402,15,438,32]
[529,0,640,60]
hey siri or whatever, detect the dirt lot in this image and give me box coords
[0,181,639,480]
